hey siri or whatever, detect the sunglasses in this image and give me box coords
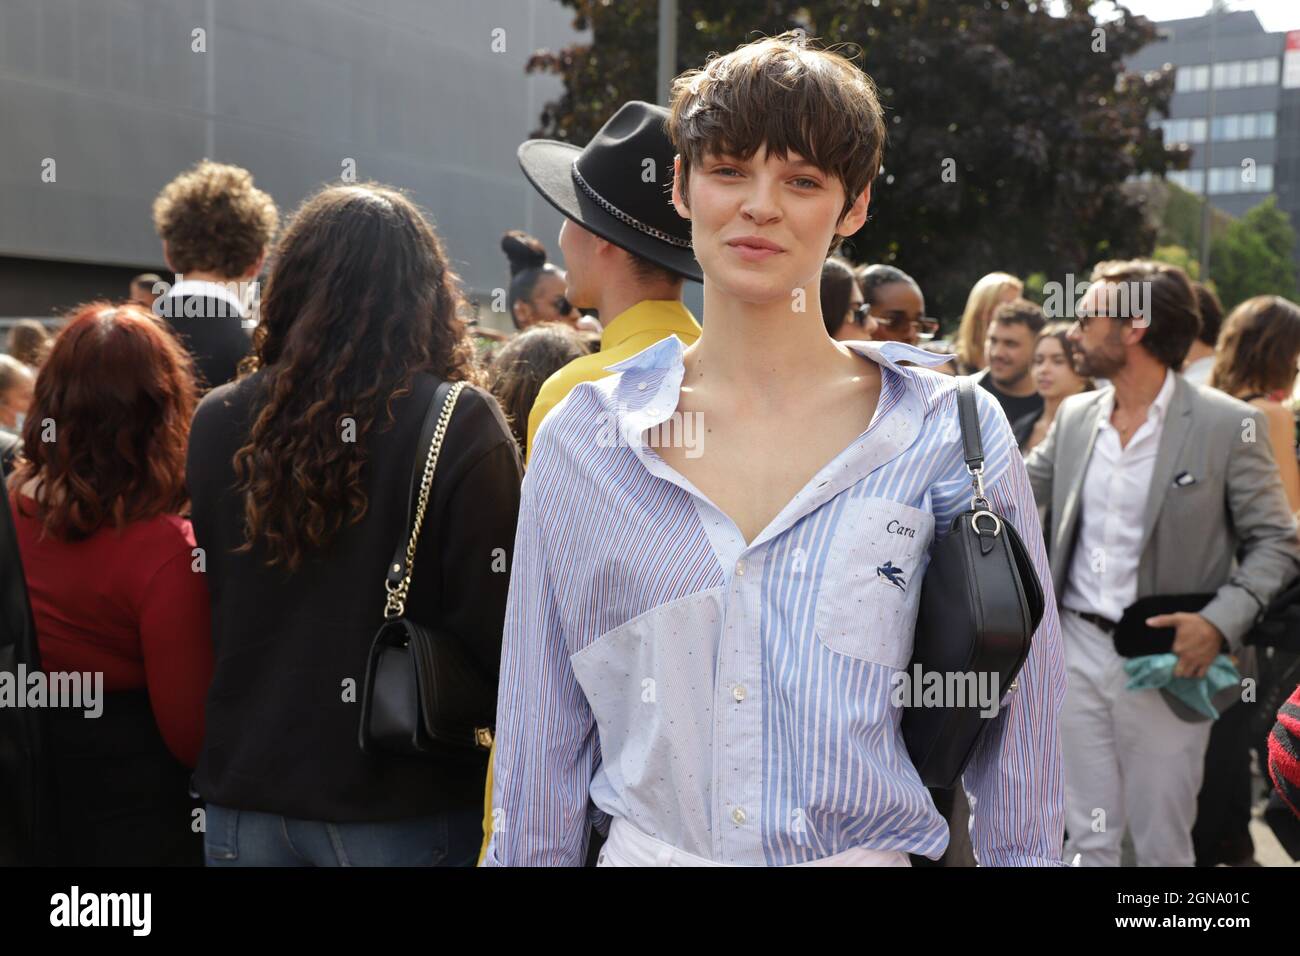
[1073,312,1130,332]
[856,304,939,336]
[551,295,575,316]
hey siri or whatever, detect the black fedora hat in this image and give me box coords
[517,101,701,283]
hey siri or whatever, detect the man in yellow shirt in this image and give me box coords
[479,101,701,862]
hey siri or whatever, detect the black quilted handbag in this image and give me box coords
[358,381,495,756]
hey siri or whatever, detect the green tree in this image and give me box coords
[1151,244,1200,281]
[1149,180,1232,252]
[1209,197,1298,311]
[525,0,1183,319]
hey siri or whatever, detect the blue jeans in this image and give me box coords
[203,803,482,867]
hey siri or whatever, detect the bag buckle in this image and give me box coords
[966,463,990,512]
[971,510,1003,538]
[475,727,494,749]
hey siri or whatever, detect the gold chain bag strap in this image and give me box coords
[358,381,495,756]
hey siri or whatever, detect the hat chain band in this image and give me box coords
[570,161,693,249]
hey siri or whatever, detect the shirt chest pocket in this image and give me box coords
[812,496,936,669]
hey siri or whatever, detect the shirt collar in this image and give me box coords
[599,300,699,356]
[602,333,955,376]
[597,334,937,551]
[1098,366,1176,426]
[164,278,247,317]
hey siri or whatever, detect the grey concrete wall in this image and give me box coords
[0,0,586,320]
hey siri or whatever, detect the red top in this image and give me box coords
[11,494,213,767]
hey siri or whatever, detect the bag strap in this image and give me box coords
[955,376,992,514]
[383,380,467,619]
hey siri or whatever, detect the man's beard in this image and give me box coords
[1074,337,1126,379]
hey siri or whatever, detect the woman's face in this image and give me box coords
[1032,335,1086,400]
[866,281,925,344]
[672,148,869,310]
[520,272,575,329]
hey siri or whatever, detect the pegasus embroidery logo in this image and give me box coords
[876,561,906,592]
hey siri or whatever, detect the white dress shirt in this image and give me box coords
[1062,369,1177,622]
[157,278,249,322]
[1181,355,1214,388]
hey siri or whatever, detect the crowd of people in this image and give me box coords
[3,31,1300,869]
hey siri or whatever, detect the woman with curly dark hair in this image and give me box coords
[187,183,522,866]
[8,302,212,866]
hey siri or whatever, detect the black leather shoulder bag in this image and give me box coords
[358,380,495,757]
[904,376,1046,788]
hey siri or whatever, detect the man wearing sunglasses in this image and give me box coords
[1024,259,1300,867]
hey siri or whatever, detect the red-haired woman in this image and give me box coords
[8,302,212,866]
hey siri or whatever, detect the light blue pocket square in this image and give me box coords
[1123,653,1241,720]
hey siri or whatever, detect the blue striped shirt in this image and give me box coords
[484,335,1066,866]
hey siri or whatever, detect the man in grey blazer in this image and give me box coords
[1024,259,1300,867]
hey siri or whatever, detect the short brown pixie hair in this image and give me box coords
[153,160,279,278]
[666,31,886,255]
[1089,259,1201,370]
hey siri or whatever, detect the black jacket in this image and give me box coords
[187,371,522,821]
[159,293,252,391]
[0,477,51,863]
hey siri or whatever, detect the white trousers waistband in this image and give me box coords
[597,817,911,867]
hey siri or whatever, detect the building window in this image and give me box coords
[1170,169,1205,193]
[1175,58,1280,92]
[1167,165,1273,196]
[1183,112,1274,144]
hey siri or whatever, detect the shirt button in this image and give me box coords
[732,684,747,702]
[735,560,745,576]
[731,807,747,825]
[636,382,647,391]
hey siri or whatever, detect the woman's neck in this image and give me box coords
[685,280,852,402]
[1040,395,1063,427]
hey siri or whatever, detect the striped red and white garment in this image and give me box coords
[1269,684,1300,818]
